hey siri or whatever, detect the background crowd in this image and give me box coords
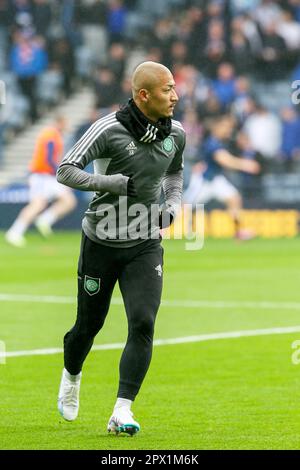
[1,0,300,194]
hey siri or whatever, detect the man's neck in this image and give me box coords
[133,99,159,123]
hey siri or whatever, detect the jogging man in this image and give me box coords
[56,61,185,435]
[5,116,77,247]
[184,114,260,239]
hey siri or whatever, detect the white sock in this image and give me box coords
[8,219,28,237]
[64,368,81,383]
[114,398,132,410]
[37,209,56,227]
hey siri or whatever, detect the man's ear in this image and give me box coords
[139,88,150,102]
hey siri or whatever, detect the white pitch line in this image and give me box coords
[2,325,300,359]
[0,293,300,310]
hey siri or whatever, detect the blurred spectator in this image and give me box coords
[202,20,229,77]
[10,31,48,121]
[256,22,288,80]
[276,9,300,68]
[280,106,300,164]
[232,77,254,124]
[181,107,203,189]
[0,103,7,166]
[173,65,209,118]
[211,62,237,110]
[276,10,300,50]
[198,91,223,123]
[144,47,163,64]
[32,0,52,38]
[61,0,83,48]
[106,42,126,77]
[0,0,14,70]
[243,103,282,159]
[151,18,175,63]
[252,0,282,30]
[167,40,189,70]
[233,14,262,55]
[230,0,260,16]
[229,29,254,74]
[207,0,228,23]
[49,37,75,97]
[79,0,108,65]
[288,0,300,23]
[107,0,128,43]
[119,76,132,105]
[94,67,120,110]
[186,5,206,68]
[13,0,33,24]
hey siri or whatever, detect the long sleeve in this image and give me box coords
[57,164,129,195]
[162,130,185,215]
[57,113,130,195]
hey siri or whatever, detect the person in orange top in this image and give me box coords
[29,124,64,175]
[5,115,77,247]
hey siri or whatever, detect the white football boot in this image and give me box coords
[58,368,81,421]
[35,219,53,237]
[107,407,140,436]
[5,231,26,247]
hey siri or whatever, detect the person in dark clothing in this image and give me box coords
[56,61,185,436]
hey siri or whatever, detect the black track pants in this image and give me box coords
[64,232,163,401]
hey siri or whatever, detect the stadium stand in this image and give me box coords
[1,0,300,214]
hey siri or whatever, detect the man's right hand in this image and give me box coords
[100,173,137,197]
[241,160,261,174]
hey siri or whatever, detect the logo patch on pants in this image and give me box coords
[84,275,101,296]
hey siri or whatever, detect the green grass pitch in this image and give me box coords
[0,232,300,450]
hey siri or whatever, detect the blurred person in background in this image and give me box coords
[231,76,254,125]
[0,103,7,167]
[5,115,77,247]
[202,19,229,77]
[243,102,282,159]
[10,31,48,121]
[256,21,288,80]
[94,66,120,110]
[280,106,300,170]
[211,62,237,111]
[49,36,75,98]
[107,0,128,43]
[229,28,254,75]
[0,0,14,69]
[181,107,203,189]
[106,42,126,78]
[79,0,108,65]
[32,0,52,38]
[184,114,261,239]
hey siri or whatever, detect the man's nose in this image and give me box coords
[171,89,179,102]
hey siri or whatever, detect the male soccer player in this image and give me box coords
[184,114,260,239]
[5,116,77,246]
[56,62,185,435]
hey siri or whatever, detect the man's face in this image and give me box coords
[145,72,178,121]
